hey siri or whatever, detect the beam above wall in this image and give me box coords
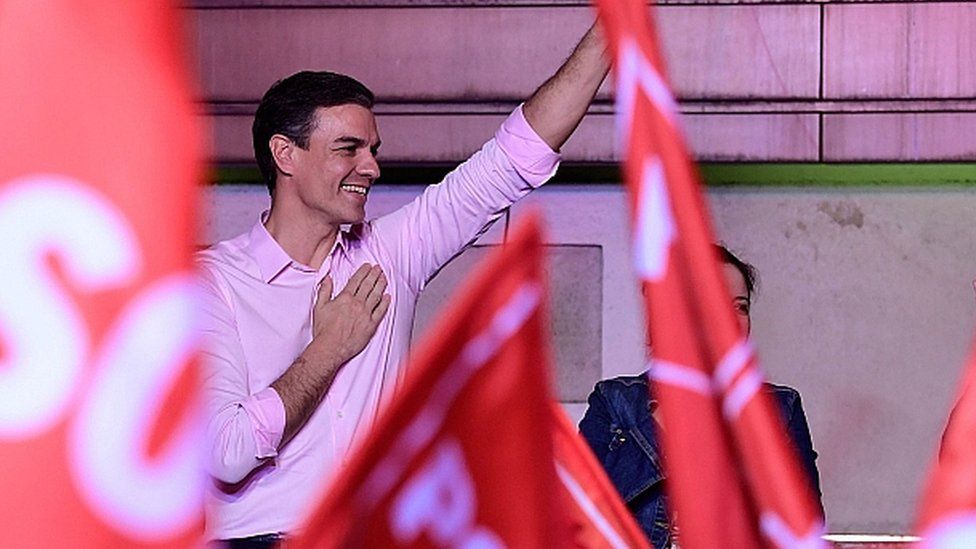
[210,163,976,186]
[188,1,972,7]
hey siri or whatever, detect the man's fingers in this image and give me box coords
[312,276,333,333]
[355,265,383,298]
[371,294,392,322]
[318,275,334,302]
[342,263,373,296]
[364,272,388,312]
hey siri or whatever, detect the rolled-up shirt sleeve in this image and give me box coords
[198,267,286,485]
[370,104,561,292]
[494,104,561,187]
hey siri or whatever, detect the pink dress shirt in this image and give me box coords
[197,106,559,539]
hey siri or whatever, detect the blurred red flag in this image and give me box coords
[592,1,825,547]
[291,214,567,548]
[292,214,649,548]
[916,337,976,547]
[552,403,651,549]
[0,1,205,546]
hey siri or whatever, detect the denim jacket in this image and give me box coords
[578,373,823,548]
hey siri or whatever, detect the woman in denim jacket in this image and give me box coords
[579,245,823,548]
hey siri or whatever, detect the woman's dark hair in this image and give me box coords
[252,71,375,194]
[714,243,758,300]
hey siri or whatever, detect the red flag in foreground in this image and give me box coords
[292,215,565,547]
[916,337,976,547]
[293,214,649,548]
[0,1,204,546]
[592,1,825,547]
[552,403,651,549]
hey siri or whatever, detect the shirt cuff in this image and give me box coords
[242,387,286,459]
[494,104,561,188]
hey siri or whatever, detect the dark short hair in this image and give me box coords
[252,71,375,194]
[714,243,758,300]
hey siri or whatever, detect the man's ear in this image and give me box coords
[269,134,297,178]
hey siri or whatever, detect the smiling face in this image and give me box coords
[722,261,752,337]
[286,104,381,226]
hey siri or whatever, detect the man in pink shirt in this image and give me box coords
[198,23,609,545]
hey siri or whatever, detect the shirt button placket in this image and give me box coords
[310,265,333,331]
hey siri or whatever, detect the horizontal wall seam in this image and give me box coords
[205,99,976,116]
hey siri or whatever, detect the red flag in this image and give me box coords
[592,2,825,547]
[551,403,651,549]
[291,214,568,548]
[0,1,205,546]
[916,336,976,547]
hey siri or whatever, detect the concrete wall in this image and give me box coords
[201,183,976,533]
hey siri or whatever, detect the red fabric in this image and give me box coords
[551,403,651,549]
[592,2,825,547]
[0,1,204,546]
[290,214,568,548]
[916,336,976,546]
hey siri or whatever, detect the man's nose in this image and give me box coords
[358,154,380,181]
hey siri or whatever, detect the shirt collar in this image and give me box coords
[244,212,354,283]
[245,212,294,283]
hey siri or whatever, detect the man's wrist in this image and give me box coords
[301,340,345,378]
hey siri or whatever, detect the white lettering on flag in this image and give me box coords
[70,275,203,540]
[390,439,503,548]
[0,175,202,540]
[0,176,140,437]
[633,158,676,282]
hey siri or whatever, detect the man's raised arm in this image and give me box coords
[522,22,610,152]
[368,21,610,292]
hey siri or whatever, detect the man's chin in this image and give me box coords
[344,209,367,225]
